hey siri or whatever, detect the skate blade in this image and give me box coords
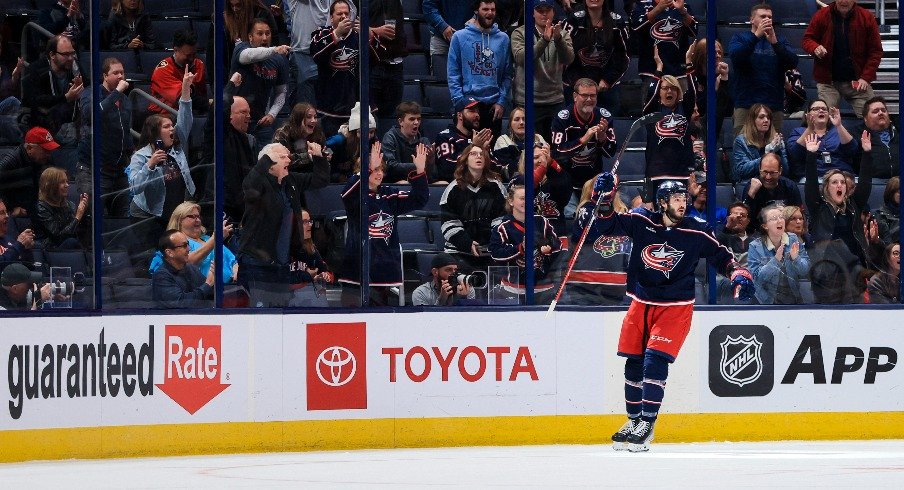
[626,442,651,452]
[612,441,629,451]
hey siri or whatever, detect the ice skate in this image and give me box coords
[611,418,639,451]
[626,419,655,452]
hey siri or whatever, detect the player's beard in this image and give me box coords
[665,202,686,223]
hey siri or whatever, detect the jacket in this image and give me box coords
[381,125,432,183]
[875,203,899,247]
[731,134,789,181]
[867,272,899,304]
[0,146,49,216]
[81,85,133,173]
[489,214,561,290]
[564,9,629,89]
[631,2,697,77]
[367,0,408,62]
[240,153,329,263]
[447,23,513,108]
[20,56,84,138]
[728,31,798,110]
[152,260,212,309]
[127,99,195,217]
[787,125,858,179]
[801,2,883,84]
[422,0,474,38]
[852,121,898,179]
[34,200,82,249]
[103,11,160,50]
[747,232,810,304]
[440,179,508,254]
[511,24,574,106]
[203,80,255,219]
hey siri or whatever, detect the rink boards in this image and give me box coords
[1,309,903,462]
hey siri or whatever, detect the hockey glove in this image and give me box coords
[730,268,755,301]
[591,172,618,203]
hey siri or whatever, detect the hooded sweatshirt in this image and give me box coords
[447,23,513,108]
[511,24,575,107]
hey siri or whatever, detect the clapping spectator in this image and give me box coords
[788,100,857,179]
[34,167,88,249]
[493,106,549,179]
[440,144,508,272]
[381,102,435,183]
[867,243,900,304]
[782,205,811,248]
[288,208,334,307]
[748,204,811,304]
[38,0,87,49]
[0,199,36,268]
[718,202,754,267]
[434,99,492,184]
[686,38,731,139]
[103,0,160,50]
[642,68,696,201]
[517,143,570,237]
[631,0,697,86]
[732,103,788,181]
[740,152,802,232]
[273,102,328,174]
[148,201,238,284]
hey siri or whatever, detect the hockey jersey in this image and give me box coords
[595,206,736,304]
[551,104,617,191]
[563,9,630,89]
[567,202,631,305]
[310,25,384,118]
[339,170,429,286]
[433,124,500,183]
[148,55,207,114]
[630,1,697,78]
[642,74,698,180]
[440,179,508,254]
[489,214,561,292]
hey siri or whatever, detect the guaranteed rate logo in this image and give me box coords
[155,325,230,415]
[7,327,155,420]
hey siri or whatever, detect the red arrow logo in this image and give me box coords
[156,325,230,414]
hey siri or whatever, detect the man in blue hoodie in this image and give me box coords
[447,0,513,140]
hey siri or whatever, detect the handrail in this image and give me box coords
[128,88,177,117]
[18,21,55,99]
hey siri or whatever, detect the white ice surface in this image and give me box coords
[3,440,904,488]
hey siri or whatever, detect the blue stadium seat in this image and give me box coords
[403,21,422,53]
[153,19,192,46]
[712,3,754,24]
[615,151,646,181]
[867,182,886,212]
[4,0,34,12]
[304,184,347,219]
[419,116,450,140]
[44,249,90,277]
[397,217,436,251]
[190,20,211,50]
[796,56,815,87]
[685,0,706,22]
[770,0,818,25]
[782,27,806,54]
[423,84,452,115]
[139,50,168,74]
[143,0,199,16]
[102,249,137,282]
[402,82,424,108]
[416,252,438,282]
[613,118,646,143]
[403,53,431,79]
[716,183,737,209]
[622,56,639,83]
[102,50,141,77]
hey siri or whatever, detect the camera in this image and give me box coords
[448,271,487,290]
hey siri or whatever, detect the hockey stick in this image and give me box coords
[545,111,663,317]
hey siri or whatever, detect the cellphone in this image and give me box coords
[155,139,165,150]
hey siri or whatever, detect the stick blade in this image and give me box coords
[544,299,558,319]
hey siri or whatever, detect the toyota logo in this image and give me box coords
[316,346,357,387]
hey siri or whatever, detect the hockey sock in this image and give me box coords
[624,357,643,418]
[640,351,670,422]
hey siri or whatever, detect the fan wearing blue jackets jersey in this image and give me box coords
[590,175,754,452]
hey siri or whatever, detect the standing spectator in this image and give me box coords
[222,0,278,83]
[367,0,409,119]
[34,167,88,249]
[231,19,290,152]
[330,102,378,184]
[740,152,802,233]
[148,29,207,115]
[151,229,214,309]
[411,252,475,306]
[0,36,24,144]
[551,78,616,211]
[0,127,59,217]
[128,71,196,254]
[288,208,334,307]
[434,99,492,184]
[440,144,508,271]
[787,100,857,178]
[748,204,811,305]
[447,0,513,138]
[38,0,87,49]
[783,205,811,248]
[801,0,882,117]
[631,0,696,85]
[517,143,570,237]
[728,3,797,134]
[563,0,629,116]
[642,71,695,200]
[867,243,900,304]
[381,101,435,183]
[273,102,328,174]
[0,199,36,269]
[238,142,329,307]
[489,179,561,299]
[731,103,788,181]
[874,177,899,246]
[852,96,898,179]
[718,202,754,266]
[311,0,383,137]
[512,0,575,140]
[423,0,475,79]
[686,38,731,140]
[283,0,356,107]
[81,57,132,218]
[20,35,84,149]
[148,201,238,284]
[493,106,549,179]
[339,141,428,306]
[103,0,160,50]
[784,68,807,117]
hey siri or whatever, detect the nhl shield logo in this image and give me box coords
[719,335,763,387]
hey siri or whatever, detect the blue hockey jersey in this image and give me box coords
[592,206,736,304]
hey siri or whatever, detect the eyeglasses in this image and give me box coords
[183,214,201,220]
[301,219,314,225]
[170,241,190,249]
[468,149,484,156]
[809,107,829,113]
[892,250,901,256]
[575,92,596,99]
[660,86,679,92]
[54,51,77,57]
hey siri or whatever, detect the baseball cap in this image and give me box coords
[454,97,480,114]
[534,0,554,9]
[431,253,458,269]
[24,127,60,151]
[1,264,42,287]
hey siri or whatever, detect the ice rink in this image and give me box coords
[3,440,904,488]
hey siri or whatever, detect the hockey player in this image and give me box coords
[591,175,754,451]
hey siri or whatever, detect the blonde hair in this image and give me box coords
[659,75,684,101]
[166,201,205,236]
[782,205,808,236]
[741,103,779,149]
[38,167,69,206]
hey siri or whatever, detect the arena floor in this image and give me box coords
[3,440,904,488]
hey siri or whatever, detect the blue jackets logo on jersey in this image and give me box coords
[593,236,630,259]
[651,17,682,46]
[641,242,684,278]
[369,211,395,243]
[655,113,688,144]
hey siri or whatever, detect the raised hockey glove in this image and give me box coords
[730,268,755,301]
[592,172,618,203]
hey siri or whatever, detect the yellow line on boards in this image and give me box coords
[2,413,904,463]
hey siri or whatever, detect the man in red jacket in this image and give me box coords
[801,0,882,116]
